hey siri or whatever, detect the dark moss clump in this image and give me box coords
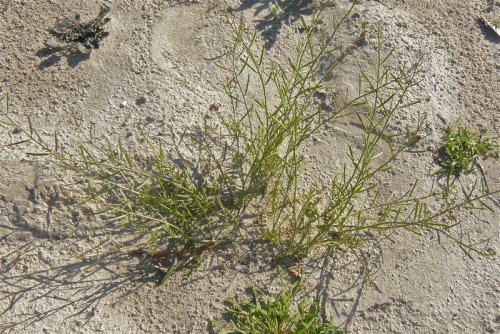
[46,8,111,54]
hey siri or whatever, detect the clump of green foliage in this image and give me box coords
[219,272,344,334]
[436,124,498,177]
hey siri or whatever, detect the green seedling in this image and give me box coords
[486,13,500,28]
[435,124,498,180]
[357,21,368,46]
[268,1,282,19]
[219,271,344,334]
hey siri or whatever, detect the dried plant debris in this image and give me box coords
[479,16,500,38]
[46,8,111,54]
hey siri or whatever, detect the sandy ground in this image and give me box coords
[1,0,500,333]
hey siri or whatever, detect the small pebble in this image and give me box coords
[210,103,220,111]
[120,101,127,108]
[136,97,146,105]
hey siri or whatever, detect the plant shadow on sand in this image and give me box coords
[0,235,380,333]
[36,47,89,69]
[227,0,314,49]
[0,227,160,333]
[307,234,384,329]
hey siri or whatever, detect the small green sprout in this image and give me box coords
[487,14,500,28]
[436,124,499,177]
[268,1,282,19]
[219,272,345,334]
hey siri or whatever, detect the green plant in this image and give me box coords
[205,3,498,261]
[219,272,344,334]
[486,14,500,29]
[268,1,283,19]
[436,124,498,178]
[1,0,498,284]
[0,102,235,280]
[200,1,360,233]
